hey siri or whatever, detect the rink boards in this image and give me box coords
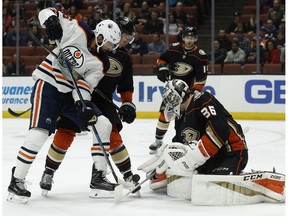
[2,75,285,120]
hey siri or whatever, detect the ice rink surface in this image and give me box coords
[2,118,286,216]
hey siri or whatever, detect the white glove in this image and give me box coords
[137,144,169,174]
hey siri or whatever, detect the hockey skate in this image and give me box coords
[39,168,54,196]
[124,174,141,197]
[89,165,119,198]
[7,167,31,203]
[149,139,163,154]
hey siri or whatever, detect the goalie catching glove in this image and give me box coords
[138,140,210,175]
[119,102,136,124]
[75,100,97,126]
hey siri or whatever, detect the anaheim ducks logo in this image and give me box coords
[171,62,193,76]
[106,57,122,77]
[181,127,200,143]
[61,46,84,68]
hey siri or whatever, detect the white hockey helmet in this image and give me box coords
[94,19,121,51]
[162,79,189,121]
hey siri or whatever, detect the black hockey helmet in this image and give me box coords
[116,16,136,36]
[182,26,198,38]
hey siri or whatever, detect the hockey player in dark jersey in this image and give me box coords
[139,79,248,190]
[38,17,140,197]
[150,26,208,154]
[6,7,121,203]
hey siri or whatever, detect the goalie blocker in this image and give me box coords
[167,171,285,205]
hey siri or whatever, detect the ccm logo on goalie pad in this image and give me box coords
[243,174,263,181]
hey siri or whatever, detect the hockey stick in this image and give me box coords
[8,107,31,117]
[93,88,121,112]
[115,171,155,202]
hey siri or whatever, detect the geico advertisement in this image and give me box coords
[2,75,285,113]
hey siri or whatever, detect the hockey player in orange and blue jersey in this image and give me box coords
[6,7,121,203]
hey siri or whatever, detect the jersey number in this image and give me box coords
[201,105,216,118]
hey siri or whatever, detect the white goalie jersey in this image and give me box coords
[33,8,108,101]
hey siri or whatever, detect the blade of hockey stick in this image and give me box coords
[7,108,31,117]
[115,171,156,202]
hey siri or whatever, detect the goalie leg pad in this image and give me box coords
[191,171,285,205]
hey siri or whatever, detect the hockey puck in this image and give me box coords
[132,174,140,182]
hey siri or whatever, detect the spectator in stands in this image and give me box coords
[101,4,113,19]
[143,11,164,34]
[265,39,281,64]
[27,25,44,47]
[244,15,263,34]
[246,39,266,64]
[3,8,13,30]
[7,54,26,76]
[233,30,250,53]
[226,11,246,34]
[157,2,166,22]
[269,10,282,29]
[126,32,149,56]
[54,3,65,12]
[258,27,271,48]
[120,2,136,22]
[4,28,27,46]
[275,31,285,49]
[278,18,285,34]
[28,8,41,27]
[90,10,103,30]
[135,1,150,25]
[224,41,245,64]
[148,33,167,54]
[172,2,187,28]
[3,24,8,46]
[67,5,82,20]
[163,13,181,36]
[267,0,285,22]
[262,19,278,39]
[208,39,227,66]
[132,0,143,8]
[215,29,232,51]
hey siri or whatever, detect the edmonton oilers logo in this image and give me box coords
[61,46,84,68]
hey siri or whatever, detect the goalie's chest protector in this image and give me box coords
[175,96,208,143]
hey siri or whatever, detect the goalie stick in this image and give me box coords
[8,108,31,117]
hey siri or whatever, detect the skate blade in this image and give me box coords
[41,189,49,197]
[89,189,115,198]
[6,192,29,203]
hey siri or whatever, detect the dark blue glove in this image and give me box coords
[45,15,63,40]
[75,100,97,126]
[119,102,136,124]
[157,64,170,82]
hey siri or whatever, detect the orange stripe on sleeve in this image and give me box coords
[120,91,133,102]
[201,135,219,157]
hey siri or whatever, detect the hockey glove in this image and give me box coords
[119,102,136,124]
[157,65,170,82]
[45,16,63,40]
[75,100,97,126]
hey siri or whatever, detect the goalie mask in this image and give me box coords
[162,79,189,121]
[94,20,121,52]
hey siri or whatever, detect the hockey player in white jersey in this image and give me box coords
[6,7,121,203]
